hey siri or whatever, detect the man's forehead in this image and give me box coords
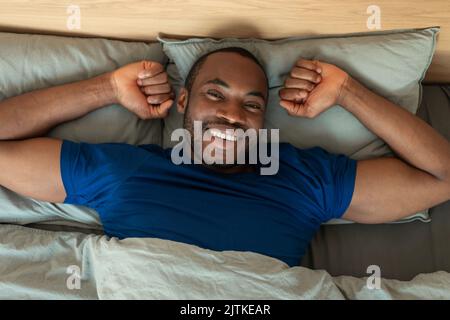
[195,52,268,92]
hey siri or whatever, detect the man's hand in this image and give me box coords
[110,60,175,119]
[279,59,349,118]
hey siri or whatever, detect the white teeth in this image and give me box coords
[209,129,237,142]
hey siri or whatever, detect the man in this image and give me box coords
[0,47,449,267]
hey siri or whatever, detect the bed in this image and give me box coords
[0,0,449,299]
[0,77,448,300]
[5,84,442,296]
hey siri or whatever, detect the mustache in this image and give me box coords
[202,120,248,132]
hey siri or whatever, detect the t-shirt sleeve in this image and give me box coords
[292,145,357,222]
[60,140,150,209]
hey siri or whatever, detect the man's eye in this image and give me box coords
[245,104,261,110]
[207,90,223,99]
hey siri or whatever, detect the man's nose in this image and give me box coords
[215,101,245,125]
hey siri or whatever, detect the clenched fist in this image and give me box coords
[110,60,174,119]
[279,59,349,118]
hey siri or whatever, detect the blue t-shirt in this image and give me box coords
[60,141,356,267]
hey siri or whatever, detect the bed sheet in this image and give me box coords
[1,223,450,299]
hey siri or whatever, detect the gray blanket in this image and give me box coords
[1,224,449,299]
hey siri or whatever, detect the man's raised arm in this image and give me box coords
[279,58,450,223]
[0,60,174,203]
[0,60,174,140]
[338,76,450,223]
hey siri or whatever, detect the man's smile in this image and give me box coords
[209,128,238,142]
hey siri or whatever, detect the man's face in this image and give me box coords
[177,52,268,168]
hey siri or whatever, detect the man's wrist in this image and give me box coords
[62,72,117,115]
[336,74,352,106]
[98,71,118,105]
[336,76,361,113]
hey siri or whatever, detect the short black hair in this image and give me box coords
[184,47,268,93]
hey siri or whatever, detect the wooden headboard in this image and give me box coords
[0,0,448,83]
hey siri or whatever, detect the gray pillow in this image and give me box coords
[0,32,166,226]
[158,27,439,224]
[0,32,165,145]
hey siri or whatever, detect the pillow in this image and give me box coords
[0,31,166,145]
[158,27,439,224]
[0,32,166,227]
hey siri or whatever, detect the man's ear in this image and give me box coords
[177,87,189,114]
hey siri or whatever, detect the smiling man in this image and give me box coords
[172,48,269,172]
[0,47,449,267]
[171,48,276,174]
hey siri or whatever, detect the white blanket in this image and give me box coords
[0,224,449,299]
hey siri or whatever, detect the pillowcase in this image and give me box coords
[0,31,166,145]
[0,32,166,227]
[158,27,439,224]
